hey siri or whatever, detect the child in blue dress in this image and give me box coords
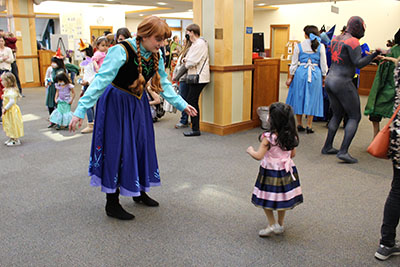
[50,72,75,130]
[286,25,328,133]
[247,102,303,237]
[69,16,197,220]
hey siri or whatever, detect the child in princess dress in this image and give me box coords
[1,72,23,146]
[49,72,75,130]
[247,102,303,237]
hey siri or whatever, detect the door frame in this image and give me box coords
[270,24,290,58]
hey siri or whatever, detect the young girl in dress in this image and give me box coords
[1,72,23,146]
[49,72,75,130]
[92,36,108,72]
[247,102,303,237]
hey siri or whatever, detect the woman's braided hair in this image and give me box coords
[128,16,171,95]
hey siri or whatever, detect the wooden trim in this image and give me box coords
[7,14,35,18]
[210,64,254,72]
[255,6,279,10]
[21,82,41,88]
[16,55,38,59]
[125,7,171,14]
[200,120,259,136]
[35,12,59,19]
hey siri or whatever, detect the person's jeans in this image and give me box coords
[179,81,189,124]
[380,165,400,247]
[187,83,207,132]
[11,61,22,94]
[82,85,94,122]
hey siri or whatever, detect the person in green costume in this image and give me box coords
[168,35,181,70]
[364,29,400,137]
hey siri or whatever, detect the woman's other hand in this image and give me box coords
[285,77,293,87]
[184,105,197,117]
[69,116,83,132]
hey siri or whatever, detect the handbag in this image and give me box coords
[186,58,207,84]
[367,105,400,159]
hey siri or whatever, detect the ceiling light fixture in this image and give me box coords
[257,3,266,6]
[139,14,144,16]
[157,2,167,5]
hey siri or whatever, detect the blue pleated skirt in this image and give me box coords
[286,66,324,117]
[89,84,160,196]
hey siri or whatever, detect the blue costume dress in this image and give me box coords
[74,38,187,197]
[286,42,325,117]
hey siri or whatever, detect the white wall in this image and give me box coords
[125,18,142,35]
[254,0,400,50]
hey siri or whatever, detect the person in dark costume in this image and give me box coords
[321,16,382,163]
[69,16,197,220]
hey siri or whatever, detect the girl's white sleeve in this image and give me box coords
[319,43,328,76]
[4,97,15,110]
[289,44,300,75]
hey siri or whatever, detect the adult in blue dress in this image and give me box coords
[286,25,328,134]
[69,16,197,220]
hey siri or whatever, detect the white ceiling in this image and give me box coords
[36,0,354,19]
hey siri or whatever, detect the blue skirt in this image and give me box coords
[89,84,160,197]
[286,66,324,117]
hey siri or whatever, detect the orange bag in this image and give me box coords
[367,105,400,159]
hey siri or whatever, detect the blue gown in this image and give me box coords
[286,44,324,117]
[74,38,187,197]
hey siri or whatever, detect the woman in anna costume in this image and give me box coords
[69,16,197,220]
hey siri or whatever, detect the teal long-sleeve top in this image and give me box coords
[73,37,187,119]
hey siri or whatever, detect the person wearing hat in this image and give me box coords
[45,48,66,127]
[78,39,96,134]
[321,16,383,163]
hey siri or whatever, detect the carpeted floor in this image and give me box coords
[0,75,398,266]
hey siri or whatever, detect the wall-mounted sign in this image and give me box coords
[215,28,223,40]
[246,27,253,34]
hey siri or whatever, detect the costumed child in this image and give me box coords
[247,102,303,237]
[69,16,197,221]
[49,72,75,130]
[46,48,66,128]
[1,72,23,146]
[78,39,96,134]
[92,36,108,72]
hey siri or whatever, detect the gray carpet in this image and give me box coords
[0,75,398,266]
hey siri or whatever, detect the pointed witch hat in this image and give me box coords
[54,48,64,59]
[78,38,89,51]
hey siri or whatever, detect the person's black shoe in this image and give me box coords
[183,130,201,137]
[337,153,358,163]
[297,125,305,132]
[375,243,400,261]
[306,127,314,134]
[133,192,159,207]
[105,202,135,220]
[321,147,339,155]
[48,123,55,128]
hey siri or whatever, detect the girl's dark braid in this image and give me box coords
[149,52,163,94]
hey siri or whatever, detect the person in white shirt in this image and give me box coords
[0,36,14,74]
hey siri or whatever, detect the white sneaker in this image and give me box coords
[4,138,12,145]
[6,139,21,146]
[259,225,275,237]
[272,223,285,234]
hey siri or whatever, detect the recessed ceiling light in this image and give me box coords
[106,0,114,2]
[257,3,266,6]
[157,2,167,5]
[139,14,144,16]
[188,9,192,12]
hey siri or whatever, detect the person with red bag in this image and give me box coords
[375,56,400,261]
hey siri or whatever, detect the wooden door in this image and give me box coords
[270,25,289,72]
[90,26,113,40]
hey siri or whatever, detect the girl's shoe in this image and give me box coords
[297,125,305,132]
[306,127,314,134]
[259,225,275,237]
[6,139,21,146]
[4,138,12,145]
[272,224,285,234]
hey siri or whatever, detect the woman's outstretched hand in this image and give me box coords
[184,104,198,117]
[69,116,83,132]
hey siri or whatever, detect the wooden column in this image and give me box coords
[6,0,40,88]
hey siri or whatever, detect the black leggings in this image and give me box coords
[323,78,361,155]
[187,83,207,132]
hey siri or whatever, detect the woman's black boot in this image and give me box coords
[105,189,135,220]
[133,191,159,207]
